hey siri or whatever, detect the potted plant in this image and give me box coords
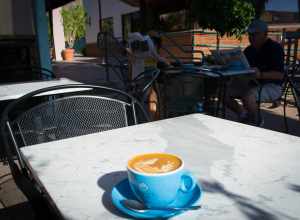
[61,4,87,61]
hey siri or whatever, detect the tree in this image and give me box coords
[249,0,269,18]
[191,0,255,50]
[61,4,87,48]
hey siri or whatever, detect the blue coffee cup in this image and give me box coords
[127,153,196,209]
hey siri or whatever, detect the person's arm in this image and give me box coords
[147,37,171,65]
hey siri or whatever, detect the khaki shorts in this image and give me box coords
[227,77,282,102]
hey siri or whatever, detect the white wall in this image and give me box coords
[83,0,100,43]
[0,0,13,35]
[101,0,138,38]
[83,0,138,43]
[52,7,65,61]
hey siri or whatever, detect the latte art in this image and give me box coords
[129,153,182,174]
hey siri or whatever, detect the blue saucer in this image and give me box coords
[111,178,202,219]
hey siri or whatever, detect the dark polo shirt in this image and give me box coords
[244,38,284,84]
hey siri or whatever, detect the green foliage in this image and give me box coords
[61,4,87,48]
[248,0,269,18]
[191,0,255,38]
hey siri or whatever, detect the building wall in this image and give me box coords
[0,0,13,35]
[83,0,99,44]
[0,0,34,35]
[83,0,138,56]
[101,0,138,38]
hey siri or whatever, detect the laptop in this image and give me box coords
[210,48,250,71]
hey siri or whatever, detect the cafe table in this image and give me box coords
[0,77,81,101]
[161,67,256,118]
[20,114,300,219]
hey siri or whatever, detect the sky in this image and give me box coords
[265,0,298,12]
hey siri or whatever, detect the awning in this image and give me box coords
[45,0,74,11]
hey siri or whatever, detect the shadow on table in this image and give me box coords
[97,171,130,218]
[200,179,290,220]
[287,184,300,193]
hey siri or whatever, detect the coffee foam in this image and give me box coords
[129,153,182,174]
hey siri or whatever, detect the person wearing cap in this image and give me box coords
[226,19,284,125]
[126,31,170,80]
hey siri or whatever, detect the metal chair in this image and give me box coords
[127,68,161,120]
[97,32,129,84]
[282,31,300,67]
[128,68,160,101]
[257,31,300,131]
[283,63,300,125]
[158,67,216,119]
[0,84,149,219]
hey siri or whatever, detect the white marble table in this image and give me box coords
[0,78,81,101]
[20,114,300,220]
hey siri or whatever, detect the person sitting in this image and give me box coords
[126,31,170,120]
[226,19,284,125]
[126,31,170,80]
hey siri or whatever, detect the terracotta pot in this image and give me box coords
[62,48,74,61]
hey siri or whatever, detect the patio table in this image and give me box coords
[161,67,256,118]
[0,77,81,101]
[20,114,300,219]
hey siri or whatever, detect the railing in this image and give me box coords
[158,31,205,65]
[97,32,129,84]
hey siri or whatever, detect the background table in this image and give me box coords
[0,77,80,101]
[21,114,300,219]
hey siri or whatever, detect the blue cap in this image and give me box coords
[247,19,268,33]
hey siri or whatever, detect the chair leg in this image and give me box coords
[256,84,264,126]
[221,82,227,118]
[283,86,289,133]
[216,80,223,117]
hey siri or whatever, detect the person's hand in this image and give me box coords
[126,48,136,62]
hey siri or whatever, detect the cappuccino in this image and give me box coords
[128,153,182,174]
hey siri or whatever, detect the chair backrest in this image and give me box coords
[0,84,149,169]
[130,68,161,100]
[282,31,300,66]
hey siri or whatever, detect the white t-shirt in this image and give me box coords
[128,32,163,78]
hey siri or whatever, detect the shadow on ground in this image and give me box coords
[0,202,35,220]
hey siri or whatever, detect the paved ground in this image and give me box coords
[1,56,299,219]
